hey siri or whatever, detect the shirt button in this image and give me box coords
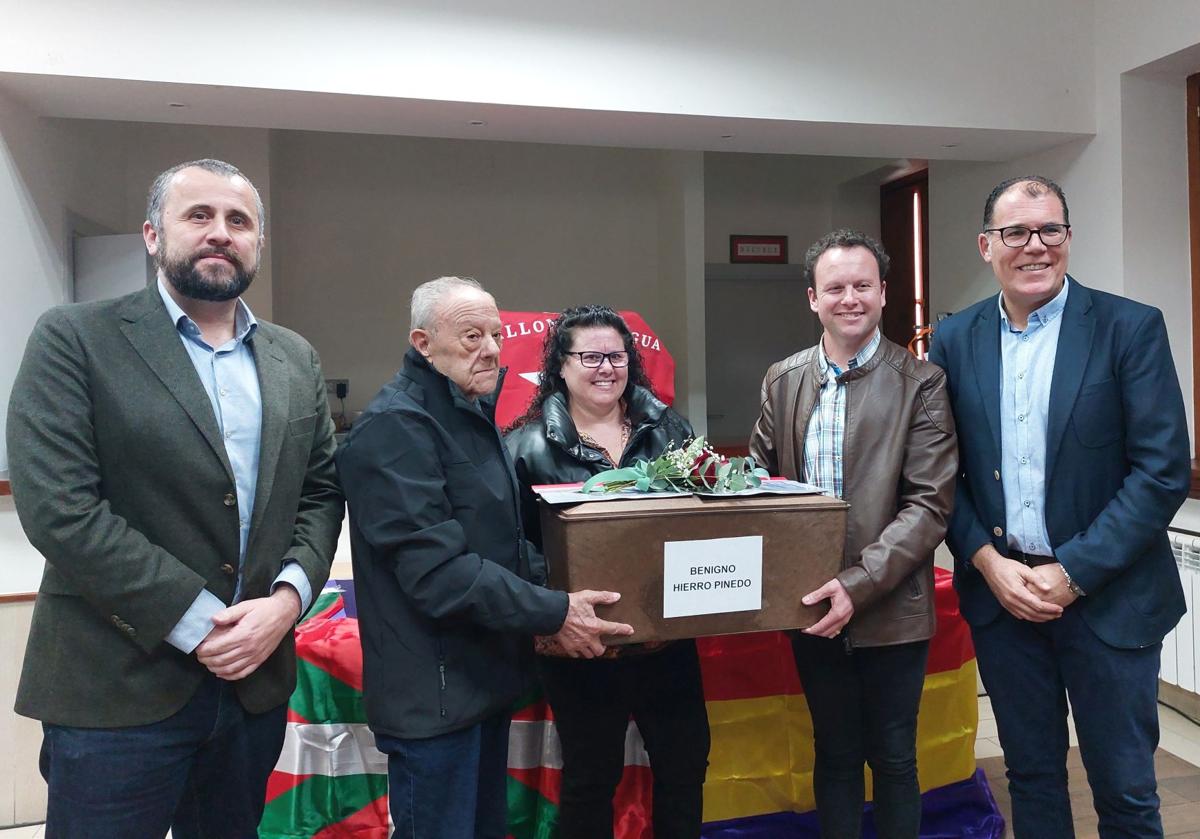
[1017,414,1025,422]
[1021,456,1029,464]
[220,563,236,576]
[993,526,1004,537]
[1024,500,1032,507]
[993,470,1001,480]
[224,430,233,439]
[223,493,236,507]
[219,388,228,397]
[1018,372,1025,379]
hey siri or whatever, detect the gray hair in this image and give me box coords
[410,276,488,332]
[146,159,266,237]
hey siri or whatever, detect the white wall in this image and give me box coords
[0,95,124,475]
[1,1,1095,138]
[927,0,1200,522]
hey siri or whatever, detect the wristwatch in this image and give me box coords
[1060,564,1086,597]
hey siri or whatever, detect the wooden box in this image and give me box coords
[539,493,848,644]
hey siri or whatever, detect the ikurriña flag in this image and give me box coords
[259,570,1002,838]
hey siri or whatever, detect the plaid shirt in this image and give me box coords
[803,330,881,499]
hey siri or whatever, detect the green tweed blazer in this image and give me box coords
[7,284,343,727]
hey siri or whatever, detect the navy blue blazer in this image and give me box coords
[929,277,1190,649]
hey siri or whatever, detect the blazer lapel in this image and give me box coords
[248,331,289,536]
[1045,278,1094,481]
[970,299,1003,461]
[119,287,234,480]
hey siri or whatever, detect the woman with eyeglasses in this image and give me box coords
[505,304,710,839]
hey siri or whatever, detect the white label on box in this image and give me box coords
[662,535,763,618]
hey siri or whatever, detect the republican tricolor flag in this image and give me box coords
[259,571,1001,838]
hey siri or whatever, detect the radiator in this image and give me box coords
[1162,529,1200,692]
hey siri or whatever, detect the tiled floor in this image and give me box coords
[5,698,1200,837]
[975,695,1200,837]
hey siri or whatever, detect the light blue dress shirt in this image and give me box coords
[804,329,881,499]
[999,279,1070,557]
[157,280,312,653]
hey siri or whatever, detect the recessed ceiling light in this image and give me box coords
[168,102,187,108]
[468,119,487,126]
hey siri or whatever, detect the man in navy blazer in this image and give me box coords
[929,175,1191,838]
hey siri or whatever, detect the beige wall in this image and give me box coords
[703,153,890,263]
[269,131,696,418]
[0,599,45,826]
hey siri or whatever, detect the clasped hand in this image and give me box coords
[971,546,1076,622]
[195,585,302,680]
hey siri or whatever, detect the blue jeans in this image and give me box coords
[40,673,286,839]
[973,606,1163,839]
[791,634,930,839]
[375,713,511,839]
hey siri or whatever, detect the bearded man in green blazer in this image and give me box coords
[6,159,343,839]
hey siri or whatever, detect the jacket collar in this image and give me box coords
[402,346,508,421]
[967,274,1090,464]
[542,385,666,455]
[806,331,893,390]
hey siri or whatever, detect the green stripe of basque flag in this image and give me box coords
[258,773,387,838]
[289,656,368,725]
[507,775,559,839]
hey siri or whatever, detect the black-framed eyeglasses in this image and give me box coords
[566,350,630,368]
[983,224,1070,248]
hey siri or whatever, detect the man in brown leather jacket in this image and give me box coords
[749,229,957,839]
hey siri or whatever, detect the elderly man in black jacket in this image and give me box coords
[336,276,633,839]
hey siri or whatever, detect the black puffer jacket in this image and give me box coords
[505,386,693,553]
[337,349,569,739]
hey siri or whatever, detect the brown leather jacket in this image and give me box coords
[748,337,957,647]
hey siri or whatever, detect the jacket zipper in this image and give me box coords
[436,638,447,718]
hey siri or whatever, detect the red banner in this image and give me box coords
[495,311,675,429]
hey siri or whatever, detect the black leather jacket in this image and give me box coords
[505,386,693,552]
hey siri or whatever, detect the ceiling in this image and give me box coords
[0,72,1091,163]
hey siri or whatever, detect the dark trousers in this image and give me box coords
[375,712,511,839]
[791,634,929,839]
[972,606,1164,839]
[40,673,286,839]
[538,640,711,839]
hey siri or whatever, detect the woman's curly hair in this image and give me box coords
[507,304,654,431]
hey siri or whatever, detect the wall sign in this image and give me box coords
[730,234,788,264]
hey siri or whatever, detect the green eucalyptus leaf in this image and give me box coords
[581,467,641,493]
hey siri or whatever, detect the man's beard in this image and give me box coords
[160,246,256,302]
